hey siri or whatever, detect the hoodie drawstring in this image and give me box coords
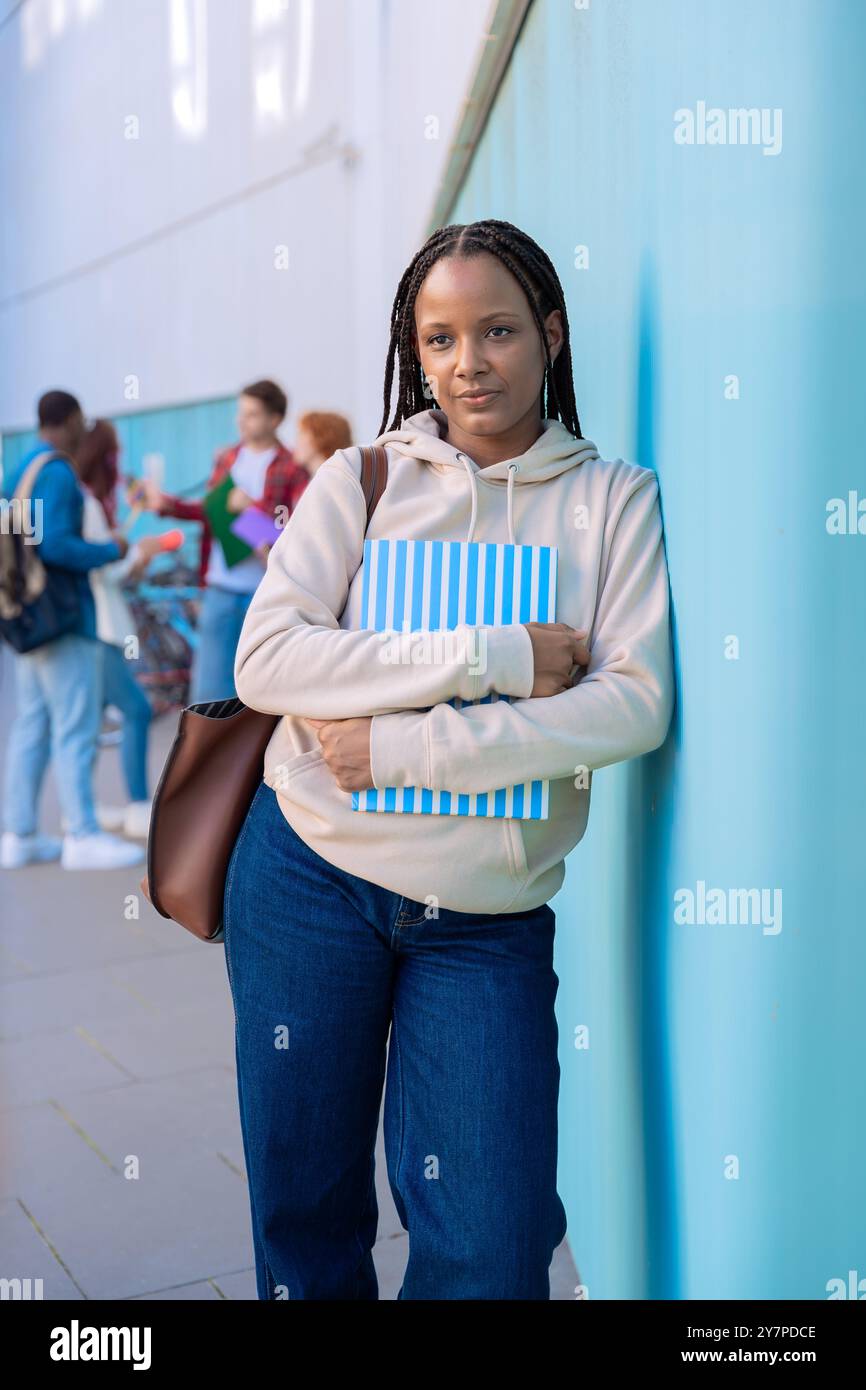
[457,452,520,545]
[458,452,478,543]
[506,463,519,545]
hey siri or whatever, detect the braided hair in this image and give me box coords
[378,219,583,439]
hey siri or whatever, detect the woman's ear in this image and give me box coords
[544,308,564,363]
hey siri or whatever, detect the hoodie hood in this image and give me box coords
[373,407,600,544]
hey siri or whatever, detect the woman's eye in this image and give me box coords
[427,327,513,346]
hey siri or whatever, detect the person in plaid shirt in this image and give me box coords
[139,380,309,703]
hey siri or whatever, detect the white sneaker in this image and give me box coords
[1,832,63,869]
[123,800,153,839]
[61,831,145,871]
[61,804,127,833]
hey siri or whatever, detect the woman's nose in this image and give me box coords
[454,340,489,377]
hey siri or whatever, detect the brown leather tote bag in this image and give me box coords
[141,444,388,942]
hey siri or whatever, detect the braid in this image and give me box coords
[378,219,583,439]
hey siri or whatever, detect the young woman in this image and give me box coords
[76,420,163,838]
[292,410,353,479]
[223,219,675,1300]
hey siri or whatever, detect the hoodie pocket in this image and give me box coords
[265,745,326,789]
[506,817,529,882]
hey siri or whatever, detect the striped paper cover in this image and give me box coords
[351,538,558,818]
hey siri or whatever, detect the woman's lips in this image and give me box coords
[459,391,500,406]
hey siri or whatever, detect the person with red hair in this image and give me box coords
[75,418,121,528]
[292,411,352,478]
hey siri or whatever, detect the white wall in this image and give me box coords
[0,0,493,440]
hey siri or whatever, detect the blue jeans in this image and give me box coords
[223,782,568,1300]
[2,633,102,837]
[190,585,255,705]
[100,641,152,803]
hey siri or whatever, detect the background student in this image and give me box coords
[137,380,308,704]
[292,410,352,478]
[77,419,167,839]
[1,391,145,871]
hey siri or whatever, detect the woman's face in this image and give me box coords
[293,424,313,467]
[412,251,563,440]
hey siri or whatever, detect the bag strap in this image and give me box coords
[358,445,389,531]
[12,449,66,503]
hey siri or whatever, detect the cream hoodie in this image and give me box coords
[234,407,674,914]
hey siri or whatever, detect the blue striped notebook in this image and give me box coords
[351,538,558,819]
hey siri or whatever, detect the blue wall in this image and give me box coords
[451,0,866,1298]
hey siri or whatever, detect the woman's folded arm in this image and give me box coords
[368,470,675,792]
[233,455,535,719]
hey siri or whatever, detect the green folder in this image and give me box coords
[202,472,253,568]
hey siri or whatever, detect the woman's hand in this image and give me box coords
[305,716,374,791]
[128,478,164,512]
[523,621,591,697]
[125,532,166,580]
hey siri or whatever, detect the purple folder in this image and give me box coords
[229,506,282,550]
